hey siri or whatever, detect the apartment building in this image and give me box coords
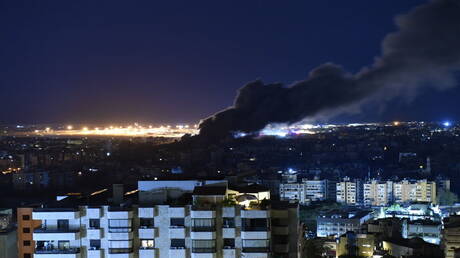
[28,180,299,258]
[336,177,362,205]
[18,207,42,258]
[393,179,436,204]
[279,178,334,204]
[363,180,393,206]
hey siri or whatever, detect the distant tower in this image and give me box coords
[425,157,431,174]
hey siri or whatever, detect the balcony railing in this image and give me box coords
[242,226,269,232]
[192,226,216,232]
[36,248,80,254]
[34,228,79,233]
[108,206,132,212]
[109,248,133,254]
[33,208,78,212]
[242,247,270,253]
[192,248,216,253]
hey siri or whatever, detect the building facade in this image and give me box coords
[29,181,299,258]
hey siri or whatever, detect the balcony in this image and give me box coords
[169,206,186,217]
[191,250,217,258]
[139,248,156,258]
[108,248,134,258]
[241,210,269,218]
[33,208,80,220]
[191,230,216,239]
[138,227,156,239]
[108,231,133,240]
[191,210,216,218]
[87,207,101,218]
[241,225,270,239]
[222,207,236,217]
[33,229,80,241]
[169,227,186,238]
[222,228,236,238]
[107,207,133,219]
[169,248,187,258]
[87,248,102,258]
[138,207,155,218]
[242,247,270,258]
[241,252,269,258]
[35,248,80,258]
[223,248,236,258]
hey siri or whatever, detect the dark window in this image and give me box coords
[170,218,185,227]
[89,219,100,229]
[57,220,69,231]
[223,218,235,228]
[140,218,154,228]
[23,240,31,246]
[24,254,31,258]
[23,227,30,233]
[90,239,101,250]
[223,239,235,248]
[171,239,186,248]
[22,215,30,221]
[242,218,268,231]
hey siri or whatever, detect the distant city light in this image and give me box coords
[443,121,451,127]
[32,123,198,137]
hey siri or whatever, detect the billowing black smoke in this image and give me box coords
[199,0,460,140]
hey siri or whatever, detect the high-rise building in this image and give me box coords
[28,180,299,258]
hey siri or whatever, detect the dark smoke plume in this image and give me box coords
[199,0,460,140]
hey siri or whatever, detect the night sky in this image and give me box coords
[2,0,458,125]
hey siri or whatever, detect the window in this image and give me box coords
[57,220,69,231]
[242,218,268,231]
[24,254,31,258]
[90,240,101,250]
[243,239,269,253]
[171,239,185,249]
[109,219,132,232]
[140,218,154,228]
[192,240,216,253]
[192,218,215,231]
[22,215,30,221]
[170,218,185,227]
[140,239,154,249]
[223,218,235,228]
[58,241,70,250]
[23,240,31,246]
[23,227,30,233]
[223,239,235,249]
[89,219,100,229]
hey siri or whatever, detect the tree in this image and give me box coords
[302,238,330,258]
